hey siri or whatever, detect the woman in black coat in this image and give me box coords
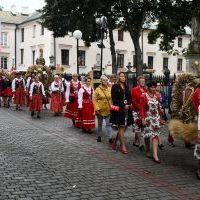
[110,72,133,154]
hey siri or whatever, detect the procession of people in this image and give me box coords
[0,68,200,180]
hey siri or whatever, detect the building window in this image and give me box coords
[21,28,24,42]
[118,30,124,41]
[21,49,24,64]
[117,53,124,68]
[78,50,85,66]
[61,49,69,65]
[32,50,35,65]
[163,57,168,70]
[1,32,8,46]
[33,25,36,38]
[148,33,156,44]
[178,37,182,47]
[148,56,154,69]
[39,49,43,58]
[1,57,8,69]
[41,25,44,35]
[177,58,182,71]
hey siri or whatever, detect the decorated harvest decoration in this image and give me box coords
[26,65,53,90]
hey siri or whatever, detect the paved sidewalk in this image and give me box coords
[0,107,200,200]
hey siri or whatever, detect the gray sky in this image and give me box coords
[1,0,45,12]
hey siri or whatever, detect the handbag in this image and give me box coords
[100,87,120,111]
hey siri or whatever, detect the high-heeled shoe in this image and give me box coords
[153,157,161,164]
[120,147,128,154]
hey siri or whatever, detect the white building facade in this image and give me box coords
[0,9,191,75]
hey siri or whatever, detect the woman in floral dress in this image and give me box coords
[140,82,163,163]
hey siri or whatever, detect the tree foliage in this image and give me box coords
[148,0,197,51]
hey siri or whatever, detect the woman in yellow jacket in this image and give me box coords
[93,75,112,143]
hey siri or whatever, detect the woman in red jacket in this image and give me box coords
[140,82,163,163]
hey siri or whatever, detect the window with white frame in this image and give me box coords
[21,49,24,64]
[61,49,69,65]
[163,57,168,70]
[33,25,36,38]
[117,53,124,68]
[148,56,154,69]
[118,30,124,41]
[177,58,183,71]
[32,50,35,65]
[21,28,24,42]
[1,32,8,46]
[1,57,8,69]
[41,25,44,35]
[178,37,182,47]
[78,50,85,66]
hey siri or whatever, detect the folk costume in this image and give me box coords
[50,80,64,115]
[77,85,95,131]
[3,78,13,108]
[64,80,81,126]
[26,76,35,107]
[110,84,133,127]
[0,76,6,107]
[29,81,45,118]
[12,77,26,109]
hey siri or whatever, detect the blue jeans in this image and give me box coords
[96,114,112,139]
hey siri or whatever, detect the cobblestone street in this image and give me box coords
[0,107,200,200]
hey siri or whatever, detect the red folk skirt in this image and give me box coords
[29,94,43,112]
[50,92,63,113]
[14,87,25,105]
[76,100,95,129]
[26,90,31,107]
[0,89,5,97]
[4,87,13,97]
[64,99,79,120]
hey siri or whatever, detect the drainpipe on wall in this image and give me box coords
[54,35,56,67]
[15,25,17,69]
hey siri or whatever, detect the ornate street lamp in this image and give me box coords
[96,16,107,75]
[73,30,82,75]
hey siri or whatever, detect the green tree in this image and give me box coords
[41,0,120,74]
[118,0,158,76]
[148,0,199,53]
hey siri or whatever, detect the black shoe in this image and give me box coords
[168,142,175,147]
[108,138,113,144]
[37,115,41,119]
[133,142,139,147]
[158,144,164,150]
[97,136,101,142]
[185,143,195,149]
[139,145,144,151]
[31,111,34,117]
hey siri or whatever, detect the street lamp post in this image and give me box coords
[96,16,107,75]
[73,30,82,75]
